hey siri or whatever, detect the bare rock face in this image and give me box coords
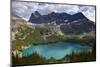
[29,11,95,35]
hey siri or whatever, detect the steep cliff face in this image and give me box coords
[29,12,88,24]
[28,11,95,35]
[60,18,95,34]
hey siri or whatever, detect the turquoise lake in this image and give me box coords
[22,42,92,59]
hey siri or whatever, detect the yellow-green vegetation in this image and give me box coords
[12,15,96,66]
[12,21,96,66]
[12,23,95,50]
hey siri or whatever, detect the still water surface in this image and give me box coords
[22,42,92,59]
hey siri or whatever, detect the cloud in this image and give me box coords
[12,1,95,22]
[12,2,38,20]
[79,6,95,22]
[34,4,79,15]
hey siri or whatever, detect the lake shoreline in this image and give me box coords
[30,40,94,47]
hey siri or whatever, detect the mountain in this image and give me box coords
[30,11,41,18]
[60,18,95,34]
[29,11,71,24]
[29,11,41,22]
[69,12,86,22]
[29,11,87,24]
[28,11,95,34]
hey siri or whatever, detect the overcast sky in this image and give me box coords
[12,1,95,22]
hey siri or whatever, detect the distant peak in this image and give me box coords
[34,11,41,16]
[73,12,84,16]
[30,13,35,18]
[51,12,56,14]
[72,12,86,19]
[30,11,41,19]
[34,11,39,14]
[31,13,34,16]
